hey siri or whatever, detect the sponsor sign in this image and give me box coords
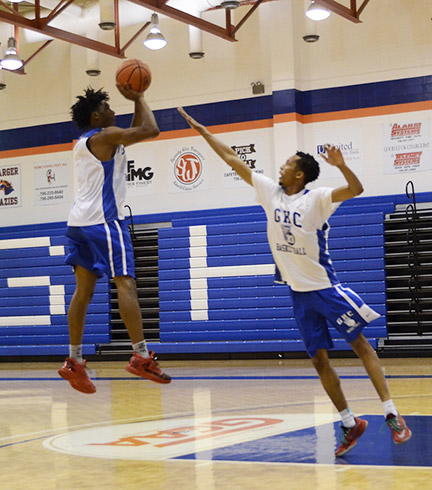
[313,126,363,178]
[223,136,266,188]
[169,146,208,192]
[34,162,70,206]
[382,120,432,174]
[0,164,21,208]
[125,147,156,196]
[43,413,339,461]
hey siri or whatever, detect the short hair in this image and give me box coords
[295,151,320,184]
[71,87,109,131]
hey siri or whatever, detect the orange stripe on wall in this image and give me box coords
[0,142,74,159]
[297,101,432,123]
[154,118,274,141]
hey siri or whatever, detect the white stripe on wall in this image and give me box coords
[189,257,208,268]
[49,285,65,295]
[190,289,208,300]
[190,278,208,289]
[0,237,50,250]
[0,316,51,326]
[49,246,65,256]
[190,246,207,257]
[190,264,275,279]
[189,225,207,237]
[50,305,66,315]
[191,310,209,321]
[189,236,207,247]
[191,299,209,310]
[49,295,65,305]
[8,276,51,287]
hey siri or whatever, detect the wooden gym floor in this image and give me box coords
[0,357,431,490]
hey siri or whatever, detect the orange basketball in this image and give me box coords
[115,59,152,93]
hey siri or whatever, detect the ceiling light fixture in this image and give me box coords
[0,37,23,71]
[221,1,240,9]
[144,13,167,50]
[305,1,331,21]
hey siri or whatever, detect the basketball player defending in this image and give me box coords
[58,86,171,393]
[178,107,411,456]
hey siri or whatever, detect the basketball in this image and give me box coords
[115,59,152,93]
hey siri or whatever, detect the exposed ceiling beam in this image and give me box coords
[315,0,371,23]
[0,0,264,75]
[0,8,125,57]
[127,0,237,42]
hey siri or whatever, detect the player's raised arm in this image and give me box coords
[177,107,253,186]
[320,144,364,203]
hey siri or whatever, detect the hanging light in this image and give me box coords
[144,13,167,50]
[99,0,116,30]
[0,37,23,71]
[305,1,331,21]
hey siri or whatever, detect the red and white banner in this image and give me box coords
[382,120,432,174]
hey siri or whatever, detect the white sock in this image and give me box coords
[340,408,356,428]
[133,340,149,358]
[382,399,397,418]
[69,344,83,363]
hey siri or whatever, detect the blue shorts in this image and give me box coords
[65,219,135,279]
[290,285,380,358]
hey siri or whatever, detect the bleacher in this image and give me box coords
[156,198,389,354]
[1,191,431,358]
[0,223,110,356]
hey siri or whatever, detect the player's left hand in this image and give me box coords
[320,144,346,167]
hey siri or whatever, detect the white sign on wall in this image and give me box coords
[169,146,209,193]
[125,147,156,197]
[0,163,21,208]
[312,126,364,178]
[222,135,265,188]
[382,120,432,174]
[34,162,70,206]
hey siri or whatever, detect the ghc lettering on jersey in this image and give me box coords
[252,172,341,292]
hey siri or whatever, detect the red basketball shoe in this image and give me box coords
[58,358,96,394]
[386,413,412,444]
[335,417,368,457]
[125,352,171,384]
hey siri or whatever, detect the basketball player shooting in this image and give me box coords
[177,106,412,456]
[58,83,171,394]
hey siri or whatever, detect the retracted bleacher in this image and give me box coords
[4,192,426,359]
[156,196,394,355]
[0,223,110,357]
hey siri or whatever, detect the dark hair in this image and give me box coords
[71,87,109,131]
[295,151,320,184]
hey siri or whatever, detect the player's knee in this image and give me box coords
[116,275,137,295]
[311,351,330,372]
[351,334,372,358]
[75,287,94,304]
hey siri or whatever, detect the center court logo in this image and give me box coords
[43,414,338,461]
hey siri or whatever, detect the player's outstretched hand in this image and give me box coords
[320,144,346,168]
[116,83,143,101]
[177,107,206,134]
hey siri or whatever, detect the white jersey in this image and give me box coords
[67,129,127,226]
[252,172,341,292]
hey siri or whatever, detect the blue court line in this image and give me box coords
[0,374,432,381]
[0,435,49,449]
